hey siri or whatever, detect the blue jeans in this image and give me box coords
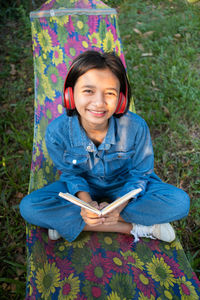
[20,179,190,242]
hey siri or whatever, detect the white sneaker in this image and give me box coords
[130,223,175,243]
[48,229,61,240]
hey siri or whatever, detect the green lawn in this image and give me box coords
[0,0,199,297]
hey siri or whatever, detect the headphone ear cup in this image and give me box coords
[63,87,75,110]
[115,92,127,114]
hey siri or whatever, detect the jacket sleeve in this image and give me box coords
[118,119,154,199]
[45,128,90,196]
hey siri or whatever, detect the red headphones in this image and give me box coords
[63,64,128,115]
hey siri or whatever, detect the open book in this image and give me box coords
[59,188,142,216]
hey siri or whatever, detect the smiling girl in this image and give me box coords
[20,50,190,243]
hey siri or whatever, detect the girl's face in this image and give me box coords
[73,68,120,132]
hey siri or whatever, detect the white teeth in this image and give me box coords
[90,110,105,114]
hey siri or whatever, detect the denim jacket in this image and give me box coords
[45,111,156,200]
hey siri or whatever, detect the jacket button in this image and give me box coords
[72,159,77,164]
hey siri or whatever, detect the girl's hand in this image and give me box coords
[99,202,127,225]
[80,201,105,226]
[102,208,121,225]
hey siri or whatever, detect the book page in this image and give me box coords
[58,192,101,215]
[101,188,142,215]
[59,188,142,216]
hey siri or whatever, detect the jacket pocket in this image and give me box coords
[104,150,135,175]
[63,152,89,170]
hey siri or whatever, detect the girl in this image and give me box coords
[20,50,190,243]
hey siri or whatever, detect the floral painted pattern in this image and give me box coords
[26,228,200,299]
[26,0,200,298]
[29,0,126,193]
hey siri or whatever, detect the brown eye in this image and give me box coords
[83,89,93,94]
[106,92,117,97]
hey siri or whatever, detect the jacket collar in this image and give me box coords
[69,115,116,151]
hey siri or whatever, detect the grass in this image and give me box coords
[117,0,200,271]
[0,5,34,298]
[0,0,200,297]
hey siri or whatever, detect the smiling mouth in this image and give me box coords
[88,109,106,116]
